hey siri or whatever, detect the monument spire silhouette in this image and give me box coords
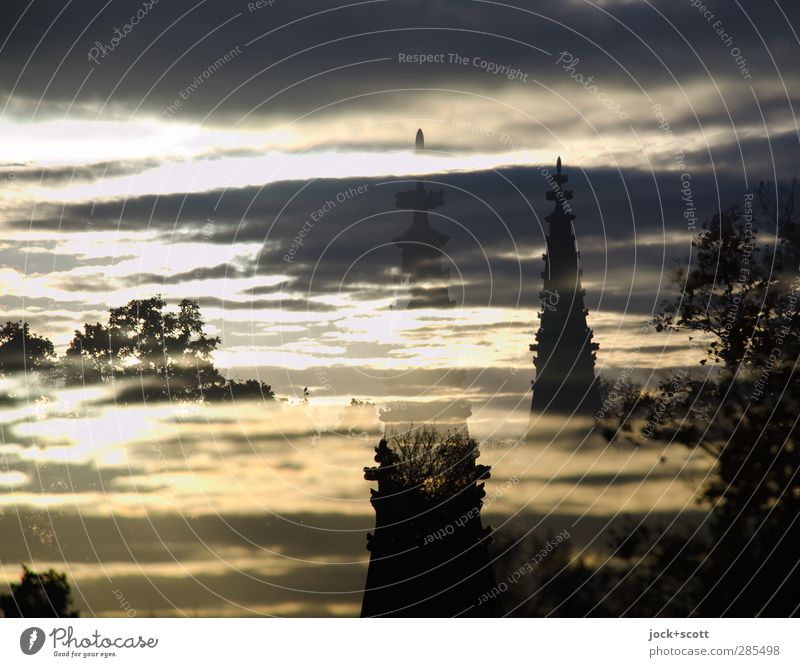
[530,158,600,415]
[392,129,453,309]
[361,131,499,616]
[360,432,500,617]
[379,129,470,435]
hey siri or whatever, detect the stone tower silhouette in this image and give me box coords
[379,129,470,434]
[360,434,500,617]
[530,158,601,415]
[393,129,455,310]
[362,131,498,616]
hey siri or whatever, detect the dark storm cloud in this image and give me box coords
[196,296,337,312]
[226,361,697,410]
[9,163,765,318]
[681,127,800,180]
[0,508,372,565]
[11,461,149,496]
[136,261,252,285]
[1,0,797,138]
[0,158,163,185]
[0,505,707,615]
[51,261,261,297]
[0,502,706,567]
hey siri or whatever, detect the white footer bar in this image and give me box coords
[1,618,797,666]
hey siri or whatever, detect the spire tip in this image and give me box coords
[415,128,424,152]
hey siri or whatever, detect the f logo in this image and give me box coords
[20,627,45,655]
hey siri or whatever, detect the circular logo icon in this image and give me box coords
[20,627,45,655]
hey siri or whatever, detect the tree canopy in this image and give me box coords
[0,296,275,403]
[64,296,274,402]
[596,181,800,616]
[0,565,78,618]
[0,321,56,378]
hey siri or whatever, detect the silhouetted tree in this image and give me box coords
[600,184,800,616]
[0,321,56,378]
[0,565,78,618]
[596,376,654,443]
[489,530,603,617]
[379,426,483,497]
[492,521,708,618]
[63,296,274,402]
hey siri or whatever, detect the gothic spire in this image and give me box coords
[530,158,600,415]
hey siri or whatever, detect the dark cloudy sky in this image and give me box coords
[0,0,797,615]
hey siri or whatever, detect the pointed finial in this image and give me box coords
[545,155,572,201]
[415,128,424,153]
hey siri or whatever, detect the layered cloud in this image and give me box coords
[0,0,797,616]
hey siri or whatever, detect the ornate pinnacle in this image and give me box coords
[396,129,445,210]
[553,156,569,186]
[546,156,573,203]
